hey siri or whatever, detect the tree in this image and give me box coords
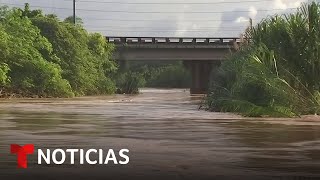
[64,16,83,24]
[19,3,43,18]
[0,4,116,97]
[0,7,73,97]
[32,14,116,95]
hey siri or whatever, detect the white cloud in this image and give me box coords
[235,17,250,23]
[249,6,258,18]
[273,0,305,9]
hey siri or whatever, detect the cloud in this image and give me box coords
[273,0,306,9]
[235,17,250,23]
[217,0,309,37]
[249,6,258,18]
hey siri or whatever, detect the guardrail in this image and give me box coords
[106,37,241,44]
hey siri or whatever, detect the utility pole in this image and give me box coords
[73,0,76,24]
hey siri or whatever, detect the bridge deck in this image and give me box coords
[108,36,240,61]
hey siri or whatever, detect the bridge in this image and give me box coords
[107,37,240,94]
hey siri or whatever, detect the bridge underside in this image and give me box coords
[119,59,222,94]
[113,46,231,61]
[113,43,234,94]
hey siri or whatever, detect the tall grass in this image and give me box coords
[206,2,320,117]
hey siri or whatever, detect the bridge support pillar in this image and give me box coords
[119,59,129,71]
[184,60,220,94]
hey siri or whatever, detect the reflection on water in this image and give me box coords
[0,88,320,179]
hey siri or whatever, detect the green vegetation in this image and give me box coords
[124,60,191,89]
[206,2,320,117]
[0,4,116,97]
[145,63,191,88]
[115,71,146,94]
[0,4,191,97]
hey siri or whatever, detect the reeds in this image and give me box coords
[206,2,320,117]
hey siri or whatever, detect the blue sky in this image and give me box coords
[0,0,312,37]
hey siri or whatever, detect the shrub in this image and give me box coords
[116,71,146,94]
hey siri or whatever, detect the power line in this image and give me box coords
[0,2,264,23]
[85,26,247,30]
[78,10,276,22]
[84,23,249,31]
[70,8,298,14]
[76,0,274,5]
[89,29,245,32]
[80,17,256,22]
[80,17,270,23]
[90,28,246,31]
[1,3,298,14]
[80,17,266,25]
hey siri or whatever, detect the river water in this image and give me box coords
[0,88,320,180]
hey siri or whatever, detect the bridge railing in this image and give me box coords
[106,37,241,45]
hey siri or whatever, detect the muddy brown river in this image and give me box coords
[0,89,319,180]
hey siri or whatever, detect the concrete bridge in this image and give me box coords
[107,37,240,94]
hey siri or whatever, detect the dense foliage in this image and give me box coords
[145,62,191,88]
[206,2,320,117]
[124,60,191,89]
[0,4,116,97]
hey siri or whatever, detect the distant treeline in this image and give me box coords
[124,60,191,88]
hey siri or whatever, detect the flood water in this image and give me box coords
[0,88,320,180]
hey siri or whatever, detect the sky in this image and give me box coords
[0,0,313,37]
